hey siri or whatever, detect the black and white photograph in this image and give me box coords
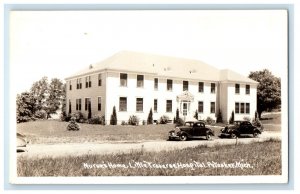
[9,8,288,184]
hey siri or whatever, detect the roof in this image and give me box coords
[66,50,258,84]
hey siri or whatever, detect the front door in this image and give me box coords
[183,103,187,116]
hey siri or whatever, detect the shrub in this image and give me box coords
[67,117,80,131]
[243,116,251,121]
[121,121,127,125]
[175,109,180,123]
[60,112,71,122]
[142,120,146,125]
[128,115,139,125]
[88,115,102,124]
[229,111,235,124]
[72,111,84,123]
[110,106,117,125]
[216,109,223,123]
[252,119,264,131]
[34,110,47,120]
[147,108,153,124]
[194,110,198,120]
[159,115,169,124]
[176,118,185,127]
[206,117,214,125]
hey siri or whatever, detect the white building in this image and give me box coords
[65,51,258,124]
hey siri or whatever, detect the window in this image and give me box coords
[240,103,245,113]
[210,102,215,113]
[69,81,72,90]
[86,76,91,88]
[68,100,71,114]
[137,75,144,87]
[246,85,250,94]
[76,99,82,111]
[198,82,204,93]
[120,73,127,87]
[154,78,158,90]
[211,83,215,93]
[136,98,143,112]
[183,81,189,91]
[77,78,82,89]
[246,103,250,114]
[167,79,173,91]
[119,97,127,111]
[98,74,102,86]
[85,98,91,111]
[154,99,157,112]
[98,97,102,111]
[235,84,240,94]
[198,101,203,113]
[166,100,172,112]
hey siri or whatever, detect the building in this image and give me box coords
[65,51,258,124]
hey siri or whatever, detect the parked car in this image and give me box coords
[219,121,262,138]
[169,121,214,141]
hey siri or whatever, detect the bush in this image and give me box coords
[229,111,235,124]
[159,115,169,124]
[176,118,185,127]
[252,119,264,131]
[88,115,104,125]
[147,108,153,124]
[121,121,127,125]
[34,110,48,120]
[206,117,214,125]
[110,106,117,125]
[142,120,146,125]
[72,111,85,123]
[128,115,140,125]
[60,112,71,122]
[175,109,180,122]
[67,117,80,131]
[194,110,198,120]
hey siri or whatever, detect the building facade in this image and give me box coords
[65,51,258,124]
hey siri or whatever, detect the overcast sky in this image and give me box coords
[10,10,287,94]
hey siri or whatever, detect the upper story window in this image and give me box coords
[120,73,127,87]
[211,83,215,93]
[235,84,240,94]
[85,76,91,88]
[183,81,189,91]
[69,81,72,90]
[136,98,143,112]
[119,97,127,111]
[246,85,250,94]
[167,79,173,91]
[137,75,144,88]
[154,78,158,90]
[76,78,82,89]
[198,82,204,93]
[98,74,102,86]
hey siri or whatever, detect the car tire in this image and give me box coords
[206,134,212,141]
[253,132,259,138]
[180,134,187,141]
[231,133,237,139]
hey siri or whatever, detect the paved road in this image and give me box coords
[18,131,281,158]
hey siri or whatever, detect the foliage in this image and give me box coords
[206,117,214,125]
[252,119,264,131]
[249,69,281,118]
[72,111,84,123]
[34,110,48,120]
[67,117,80,131]
[175,108,180,123]
[110,106,117,125]
[30,76,48,112]
[194,110,198,120]
[121,121,127,125]
[159,115,170,124]
[16,92,37,123]
[88,115,105,125]
[147,108,153,124]
[142,120,146,125]
[175,118,185,127]
[128,115,140,125]
[60,112,71,122]
[229,111,235,124]
[216,109,223,123]
[45,78,64,118]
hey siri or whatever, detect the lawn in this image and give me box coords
[17,139,281,176]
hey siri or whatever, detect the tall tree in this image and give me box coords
[249,69,281,118]
[110,106,117,125]
[46,78,64,118]
[147,108,153,124]
[30,76,48,111]
[16,92,37,123]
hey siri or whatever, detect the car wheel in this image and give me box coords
[253,132,259,138]
[230,133,237,139]
[180,134,187,141]
[206,134,212,141]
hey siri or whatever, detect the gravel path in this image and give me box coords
[17,131,281,158]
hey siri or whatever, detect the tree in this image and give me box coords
[110,106,117,125]
[229,111,234,124]
[194,110,198,120]
[175,108,180,123]
[249,69,281,118]
[216,109,223,123]
[30,76,48,111]
[147,108,153,124]
[45,78,64,118]
[16,92,37,123]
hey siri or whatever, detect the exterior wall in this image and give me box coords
[66,72,106,119]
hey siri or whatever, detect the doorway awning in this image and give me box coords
[177,91,194,102]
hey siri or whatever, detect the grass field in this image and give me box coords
[17,139,281,176]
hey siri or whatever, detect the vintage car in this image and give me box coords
[219,121,262,138]
[168,121,214,141]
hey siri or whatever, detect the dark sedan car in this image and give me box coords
[169,121,214,141]
[219,121,262,138]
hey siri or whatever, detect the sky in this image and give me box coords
[9,10,288,94]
